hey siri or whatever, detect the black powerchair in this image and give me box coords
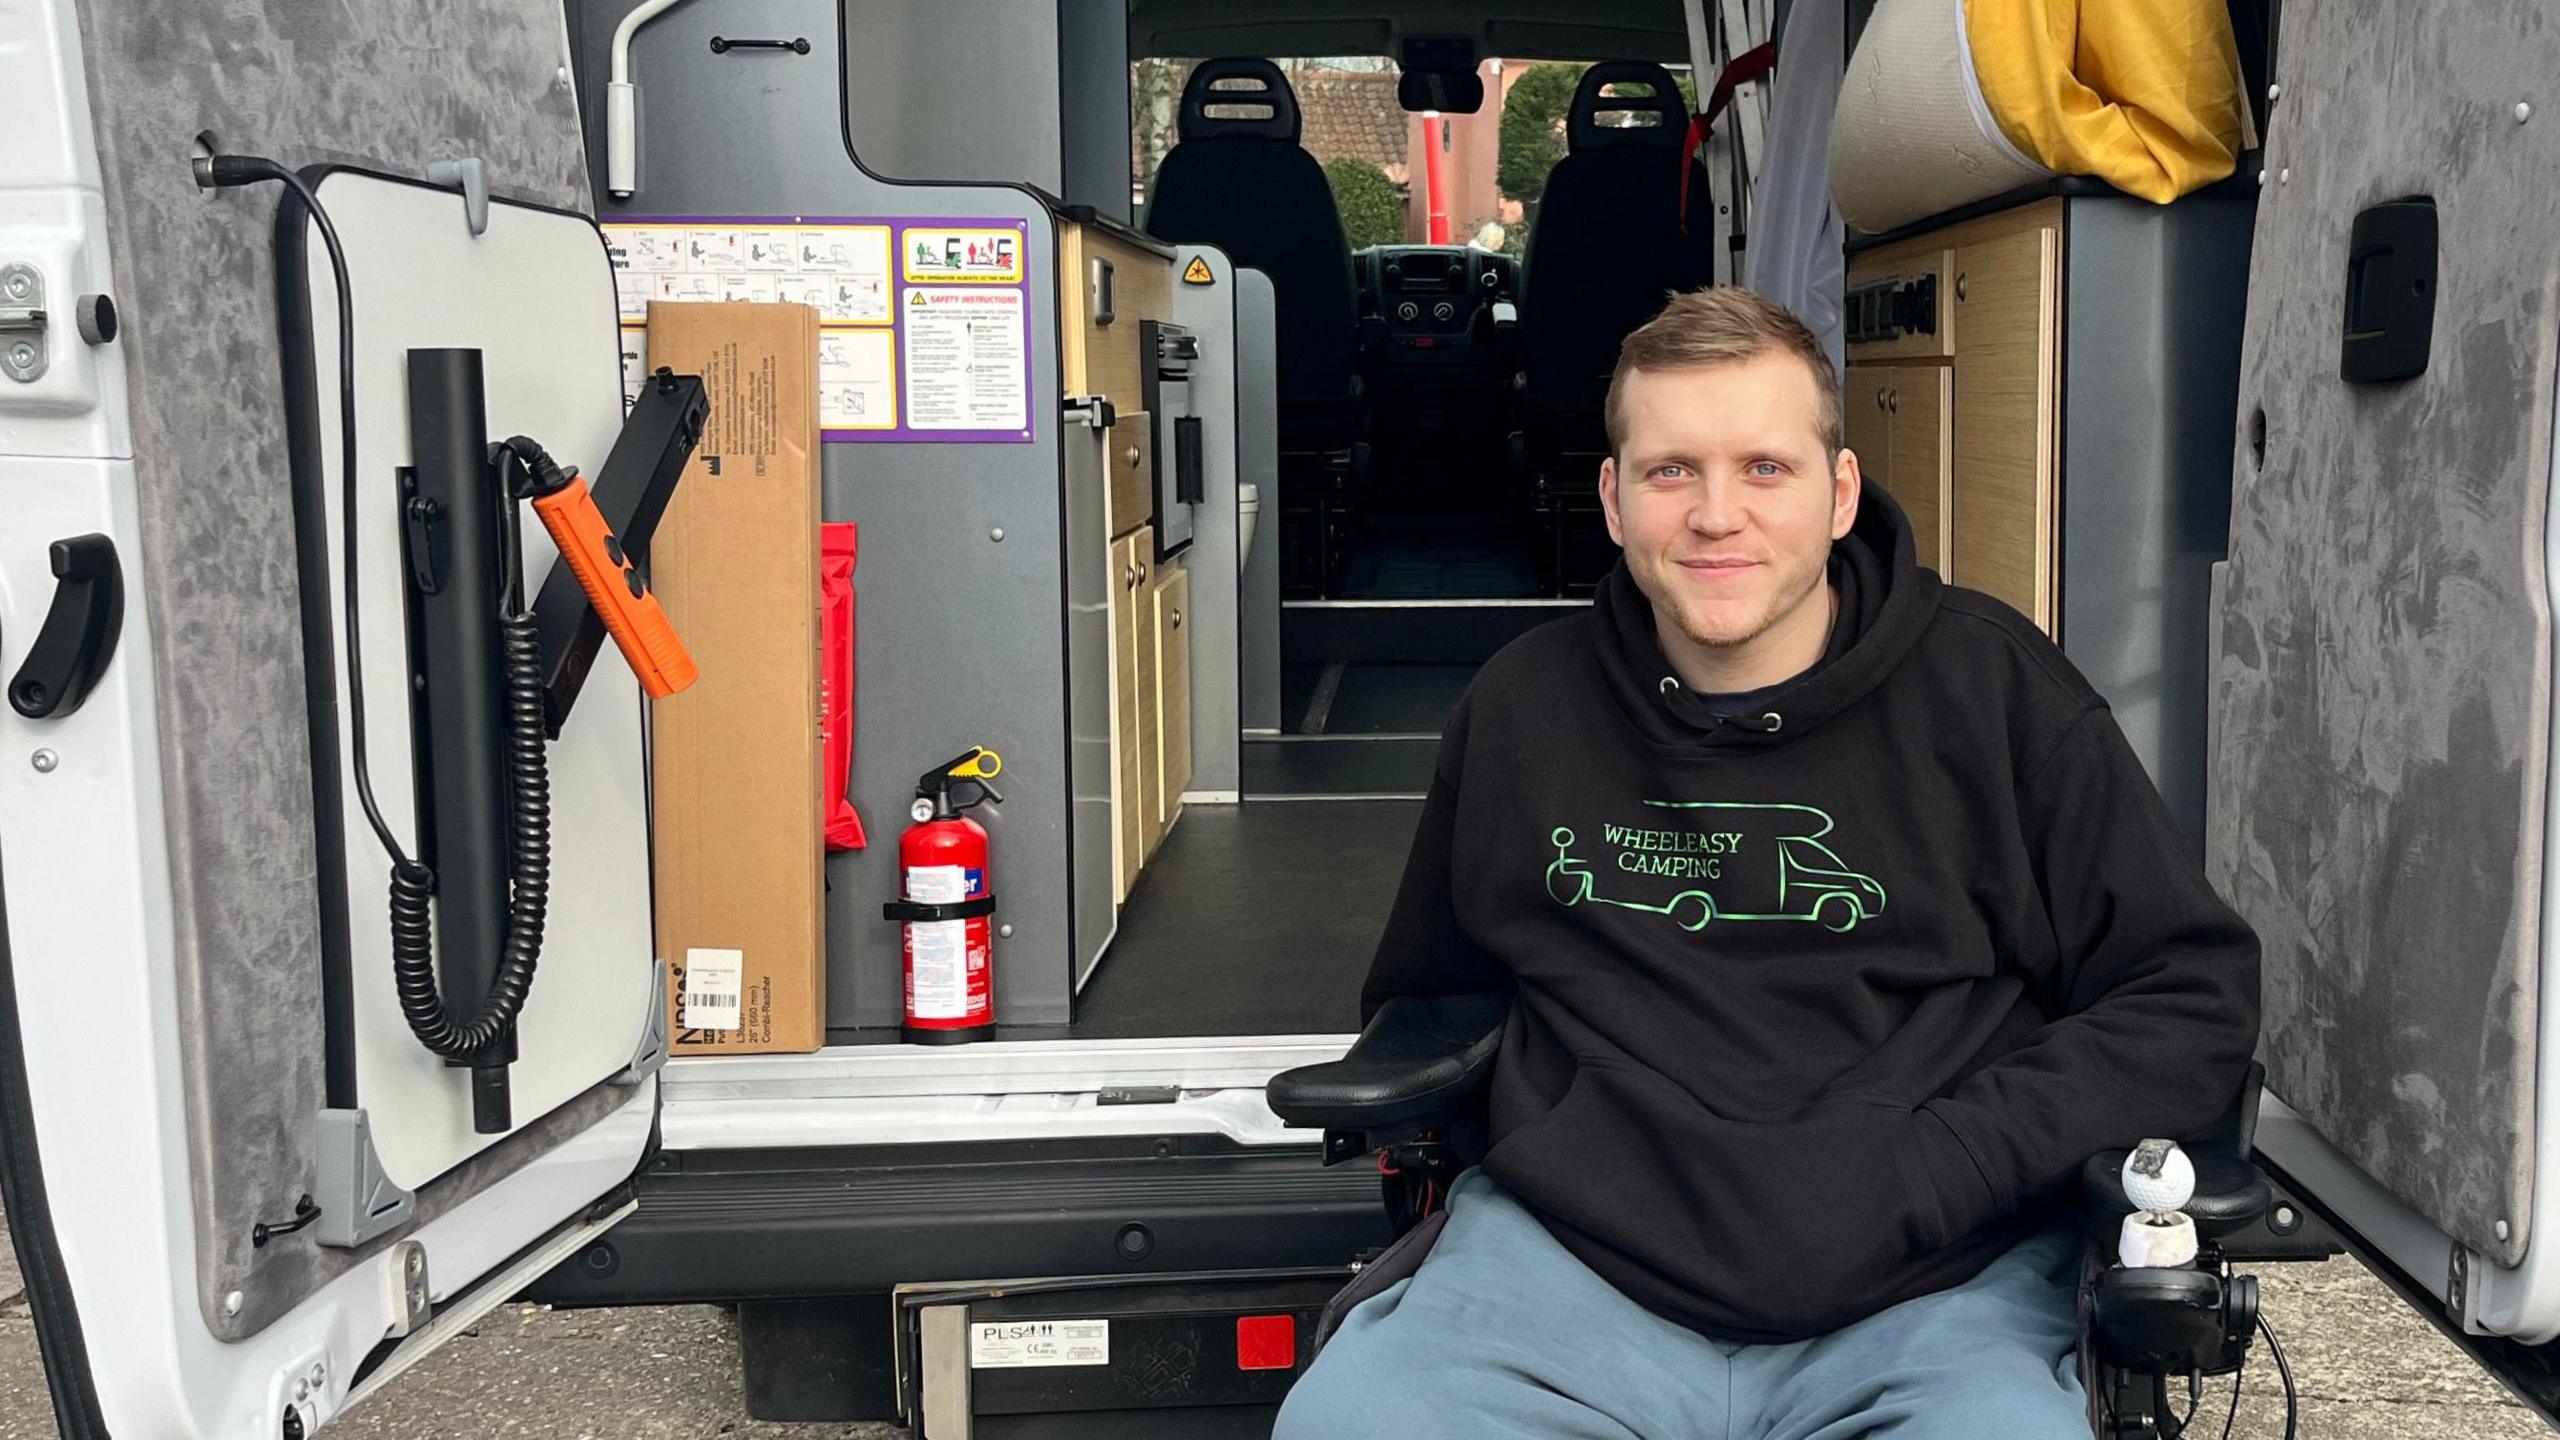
[1268,997,2330,1438]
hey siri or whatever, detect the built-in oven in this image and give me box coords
[1141,318,1203,560]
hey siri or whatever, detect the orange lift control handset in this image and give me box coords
[529,473,699,699]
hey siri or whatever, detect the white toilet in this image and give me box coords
[1237,482,1261,576]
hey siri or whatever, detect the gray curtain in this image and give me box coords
[1743,0,1847,373]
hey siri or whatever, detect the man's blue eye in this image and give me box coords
[1748,461,1783,478]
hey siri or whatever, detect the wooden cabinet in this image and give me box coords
[1846,198,2059,633]
[1134,548,1163,864]
[1060,222,1174,418]
[1106,534,1193,890]
[1890,368,1950,574]
[1948,226,2058,629]
[1063,213,1185,910]
[1109,526,1154,901]
[1110,410,1156,543]
[1844,364,1892,489]
[1843,365,1950,573]
[1151,563,1192,844]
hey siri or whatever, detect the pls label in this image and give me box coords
[970,1318,1109,1368]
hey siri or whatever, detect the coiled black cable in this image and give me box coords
[199,153,553,1062]
[388,607,551,1057]
[389,435,564,1059]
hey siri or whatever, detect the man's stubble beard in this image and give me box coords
[1654,546,1830,654]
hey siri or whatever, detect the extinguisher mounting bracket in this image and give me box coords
[883,897,998,923]
[916,747,1004,816]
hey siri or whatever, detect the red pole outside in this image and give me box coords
[1423,112,1450,244]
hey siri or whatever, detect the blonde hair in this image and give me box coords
[1604,287,1841,456]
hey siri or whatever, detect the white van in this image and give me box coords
[5,0,2552,1436]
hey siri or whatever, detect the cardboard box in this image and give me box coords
[644,301,827,1055]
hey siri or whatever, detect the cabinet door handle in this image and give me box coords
[1954,272,1968,302]
[1886,388,1899,415]
[1127,444,1142,468]
[1875,387,1889,412]
[1171,608,1183,630]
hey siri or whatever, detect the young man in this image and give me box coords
[1275,288,2262,1438]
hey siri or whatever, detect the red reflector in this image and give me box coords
[1236,1313,1297,1371]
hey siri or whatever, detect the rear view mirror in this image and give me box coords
[1399,68,1484,114]
[1398,36,1483,113]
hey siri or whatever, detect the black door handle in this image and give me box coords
[708,36,810,54]
[1174,415,1205,505]
[2341,197,2437,384]
[11,534,122,719]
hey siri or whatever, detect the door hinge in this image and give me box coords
[0,263,49,384]
[384,1241,430,1338]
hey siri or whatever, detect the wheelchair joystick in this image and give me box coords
[2117,1138,2200,1269]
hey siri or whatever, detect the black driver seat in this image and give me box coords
[1145,57,1361,452]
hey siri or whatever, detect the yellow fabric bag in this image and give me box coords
[1966,0,2256,203]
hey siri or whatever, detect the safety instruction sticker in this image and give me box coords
[608,223,892,325]
[901,227,1024,284]
[616,302,898,432]
[608,215,1034,444]
[970,1319,1110,1369]
[901,287,1028,432]
[682,947,744,1032]
[819,328,898,431]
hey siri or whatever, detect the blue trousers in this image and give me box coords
[1276,1169,2088,1440]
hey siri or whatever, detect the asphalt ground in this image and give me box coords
[0,1205,2543,1438]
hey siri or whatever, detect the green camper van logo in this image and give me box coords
[1545,802,1887,933]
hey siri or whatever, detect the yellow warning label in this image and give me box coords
[1182,256,1215,286]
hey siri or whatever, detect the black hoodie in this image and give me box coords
[1362,482,2262,1343]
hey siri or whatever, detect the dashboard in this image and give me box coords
[1345,245,1519,491]
[1355,244,1519,356]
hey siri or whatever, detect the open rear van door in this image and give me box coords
[2212,0,2560,1419]
[0,3,663,1435]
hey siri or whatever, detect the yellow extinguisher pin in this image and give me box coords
[953,749,1002,780]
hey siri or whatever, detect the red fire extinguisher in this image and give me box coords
[884,748,1002,1044]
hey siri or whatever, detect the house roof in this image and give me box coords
[1293,69,1409,173]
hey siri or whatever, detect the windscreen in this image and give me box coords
[1130,57,1696,256]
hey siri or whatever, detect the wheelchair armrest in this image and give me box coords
[1267,992,1508,1132]
[2081,1063,2275,1239]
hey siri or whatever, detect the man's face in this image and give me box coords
[1599,352,1859,657]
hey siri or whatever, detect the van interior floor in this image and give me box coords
[1064,798,1424,1039]
[1337,513,1542,599]
[1282,659,1475,735]
[1251,590,1582,798]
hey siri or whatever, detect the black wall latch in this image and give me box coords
[9,533,122,720]
[2341,197,2437,384]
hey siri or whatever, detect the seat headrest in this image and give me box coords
[1567,61,1689,151]
[1178,57,1303,143]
